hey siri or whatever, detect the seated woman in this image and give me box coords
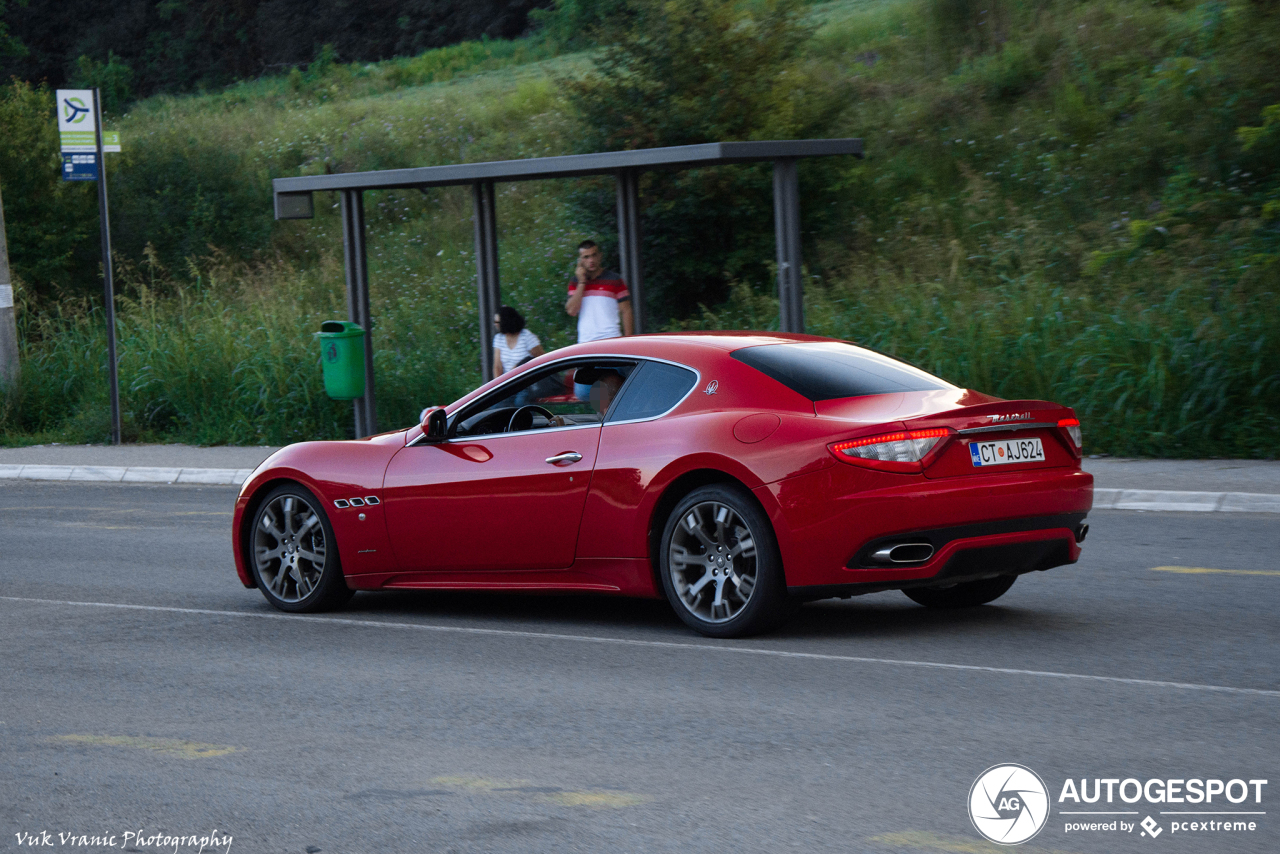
[492,306,544,379]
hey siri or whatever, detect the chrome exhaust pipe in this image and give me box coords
[871,542,935,564]
[1075,522,1089,544]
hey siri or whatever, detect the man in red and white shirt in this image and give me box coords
[564,240,633,342]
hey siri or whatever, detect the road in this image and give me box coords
[2,482,1276,854]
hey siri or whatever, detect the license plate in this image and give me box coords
[969,437,1045,467]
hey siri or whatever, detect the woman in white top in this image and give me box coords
[493,305,544,379]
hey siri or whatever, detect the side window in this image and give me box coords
[452,361,636,437]
[606,361,697,423]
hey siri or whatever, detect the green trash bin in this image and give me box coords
[316,320,366,400]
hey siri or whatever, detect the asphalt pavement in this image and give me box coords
[1,456,1277,853]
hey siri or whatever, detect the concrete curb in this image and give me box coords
[1092,488,1280,514]
[0,464,254,486]
[2,467,1279,512]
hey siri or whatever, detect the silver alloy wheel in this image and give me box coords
[668,500,758,623]
[253,493,328,603]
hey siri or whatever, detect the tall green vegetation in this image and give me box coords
[0,0,1277,455]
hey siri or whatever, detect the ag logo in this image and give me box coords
[968,764,1050,845]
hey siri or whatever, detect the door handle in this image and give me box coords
[545,452,583,465]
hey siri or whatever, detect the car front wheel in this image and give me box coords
[659,484,791,638]
[249,484,353,613]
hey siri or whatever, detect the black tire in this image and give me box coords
[903,574,1016,609]
[249,483,354,613]
[658,484,791,638]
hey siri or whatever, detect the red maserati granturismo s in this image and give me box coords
[232,332,1093,637]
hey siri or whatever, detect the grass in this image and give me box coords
[1,0,1277,456]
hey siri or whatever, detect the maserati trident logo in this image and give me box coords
[969,764,1050,845]
[989,412,1033,424]
[704,380,719,395]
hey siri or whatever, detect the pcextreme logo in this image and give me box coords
[969,766,1268,844]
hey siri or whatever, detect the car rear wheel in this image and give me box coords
[659,484,791,638]
[249,484,353,613]
[903,574,1016,609]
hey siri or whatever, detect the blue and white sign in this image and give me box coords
[62,153,98,182]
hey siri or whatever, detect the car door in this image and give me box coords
[382,425,601,572]
[380,359,634,573]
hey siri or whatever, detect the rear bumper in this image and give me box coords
[788,522,1081,601]
[757,464,1092,590]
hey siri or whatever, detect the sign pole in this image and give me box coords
[92,88,121,444]
[0,181,18,391]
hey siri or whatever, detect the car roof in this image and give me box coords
[548,331,835,361]
[445,332,851,416]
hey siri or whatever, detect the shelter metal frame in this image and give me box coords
[272,138,863,437]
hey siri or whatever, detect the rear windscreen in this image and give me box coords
[731,342,953,401]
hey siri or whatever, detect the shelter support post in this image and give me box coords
[615,169,644,334]
[341,189,377,437]
[772,159,804,333]
[473,181,501,380]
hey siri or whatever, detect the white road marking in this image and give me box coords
[3,595,1277,698]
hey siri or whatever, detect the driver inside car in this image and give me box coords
[586,370,624,417]
[447,364,632,437]
[539,368,625,426]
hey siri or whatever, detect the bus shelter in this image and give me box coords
[272,138,863,437]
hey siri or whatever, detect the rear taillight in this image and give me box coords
[830,428,951,472]
[1059,418,1082,451]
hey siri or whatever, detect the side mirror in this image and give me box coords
[419,406,447,442]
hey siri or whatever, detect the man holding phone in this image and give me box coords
[564,239,633,400]
[565,240,633,340]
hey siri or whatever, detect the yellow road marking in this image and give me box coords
[53,735,240,759]
[430,776,648,808]
[548,791,649,807]
[431,775,521,791]
[1151,566,1280,577]
[870,831,1070,853]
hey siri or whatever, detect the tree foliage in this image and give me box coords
[0,81,96,297]
[0,0,551,105]
[565,0,848,321]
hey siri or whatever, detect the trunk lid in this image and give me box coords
[814,391,1081,477]
[907,399,1080,478]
